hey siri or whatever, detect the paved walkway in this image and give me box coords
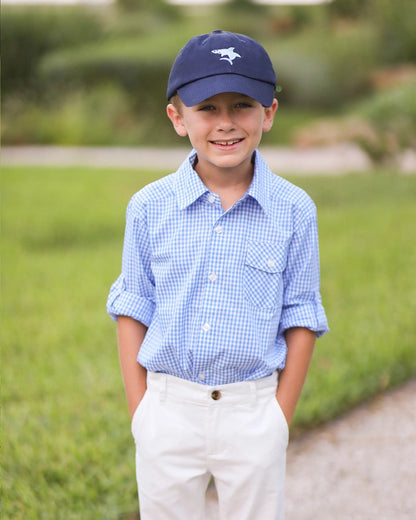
[206,380,416,519]
[3,145,416,174]
[1,144,373,174]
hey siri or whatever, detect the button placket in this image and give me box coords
[198,215,225,350]
[205,217,223,295]
[214,225,223,234]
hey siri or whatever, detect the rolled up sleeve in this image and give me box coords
[279,203,329,338]
[106,195,155,325]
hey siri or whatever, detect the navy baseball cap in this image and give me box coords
[167,30,277,107]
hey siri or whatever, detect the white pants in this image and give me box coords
[131,372,288,520]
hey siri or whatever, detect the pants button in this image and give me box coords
[211,390,221,400]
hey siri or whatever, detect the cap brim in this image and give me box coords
[177,74,275,107]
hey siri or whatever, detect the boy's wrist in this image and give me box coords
[275,391,294,427]
[129,389,147,420]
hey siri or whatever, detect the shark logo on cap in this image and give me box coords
[211,47,241,65]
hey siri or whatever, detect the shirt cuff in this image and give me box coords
[106,280,155,326]
[279,301,329,338]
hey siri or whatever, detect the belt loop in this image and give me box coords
[159,374,168,402]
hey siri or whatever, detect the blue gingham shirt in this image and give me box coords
[107,149,328,385]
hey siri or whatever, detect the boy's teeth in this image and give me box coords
[214,139,241,146]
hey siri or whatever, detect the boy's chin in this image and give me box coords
[197,154,255,173]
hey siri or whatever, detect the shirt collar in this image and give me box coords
[174,151,209,210]
[173,149,272,214]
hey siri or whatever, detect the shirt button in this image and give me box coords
[202,323,211,332]
[208,194,215,203]
[198,373,205,381]
[214,225,223,234]
[208,273,217,282]
[267,259,276,268]
[211,390,221,400]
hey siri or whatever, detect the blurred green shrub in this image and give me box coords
[2,2,415,149]
[370,0,416,63]
[354,80,416,159]
[329,0,416,62]
[116,0,181,19]
[35,34,186,139]
[293,80,416,161]
[2,83,182,146]
[3,84,130,145]
[269,25,377,108]
[1,7,103,95]
[328,0,372,19]
[37,39,173,102]
[222,0,268,15]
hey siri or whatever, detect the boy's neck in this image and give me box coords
[194,153,255,211]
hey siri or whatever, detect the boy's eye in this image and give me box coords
[198,105,215,111]
[236,102,252,109]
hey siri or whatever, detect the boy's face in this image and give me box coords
[167,92,277,177]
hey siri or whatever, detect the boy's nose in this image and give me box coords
[217,109,235,131]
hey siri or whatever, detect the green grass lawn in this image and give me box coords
[2,166,416,519]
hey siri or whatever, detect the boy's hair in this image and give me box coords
[169,93,183,114]
[167,30,277,108]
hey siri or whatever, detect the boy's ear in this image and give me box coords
[167,104,188,137]
[262,99,278,133]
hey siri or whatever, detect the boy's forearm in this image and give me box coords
[276,327,316,427]
[117,315,148,419]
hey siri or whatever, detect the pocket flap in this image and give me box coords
[245,241,287,273]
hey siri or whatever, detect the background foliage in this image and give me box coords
[2,0,416,158]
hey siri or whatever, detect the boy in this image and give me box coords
[107,30,328,520]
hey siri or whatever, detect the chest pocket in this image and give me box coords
[244,240,288,310]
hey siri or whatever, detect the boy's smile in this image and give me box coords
[167,92,277,182]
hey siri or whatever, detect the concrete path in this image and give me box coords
[3,145,416,174]
[206,380,416,519]
[1,144,373,174]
